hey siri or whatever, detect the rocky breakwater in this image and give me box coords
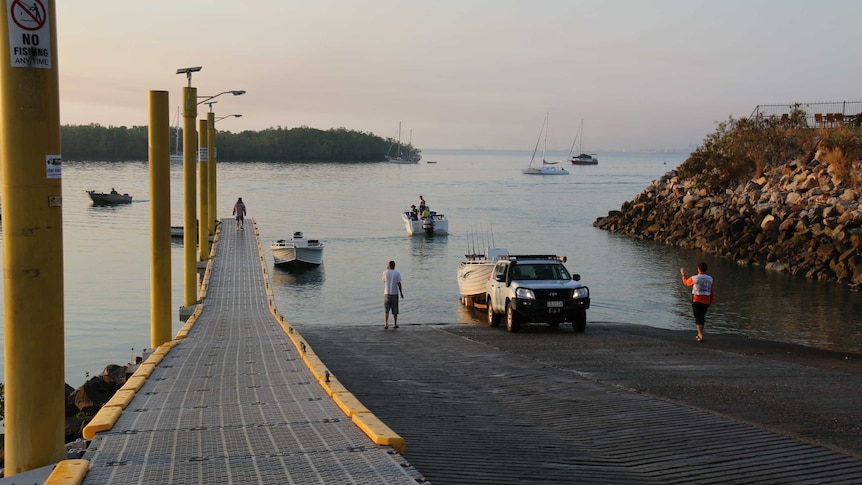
[594,155,862,288]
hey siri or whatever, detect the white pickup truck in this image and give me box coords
[486,255,590,333]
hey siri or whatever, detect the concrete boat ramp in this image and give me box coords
[27,219,862,484]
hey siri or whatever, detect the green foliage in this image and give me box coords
[60,124,403,162]
[678,105,817,192]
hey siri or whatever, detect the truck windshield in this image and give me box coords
[514,264,569,280]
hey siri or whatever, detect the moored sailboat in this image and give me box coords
[522,113,569,175]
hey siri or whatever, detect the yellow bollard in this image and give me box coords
[182,86,197,306]
[208,112,216,235]
[198,118,209,260]
[149,91,172,347]
[0,0,67,474]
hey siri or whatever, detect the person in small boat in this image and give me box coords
[410,205,418,220]
[422,208,430,219]
[419,195,426,214]
[232,197,247,230]
[110,188,118,194]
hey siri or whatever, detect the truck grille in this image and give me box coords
[533,289,571,301]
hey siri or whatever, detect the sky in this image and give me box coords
[55,0,862,152]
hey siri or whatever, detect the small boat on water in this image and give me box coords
[385,122,421,164]
[271,232,325,268]
[522,114,569,175]
[569,153,599,165]
[402,208,448,235]
[87,189,132,205]
[567,119,598,165]
[457,248,509,298]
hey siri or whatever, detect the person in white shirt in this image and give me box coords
[382,260,404,329]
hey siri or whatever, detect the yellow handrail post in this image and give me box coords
[1,0,66,474]
[182,86,197,306]
[207,112,216,235]
[149,91,172,347]
[198,118,209,260]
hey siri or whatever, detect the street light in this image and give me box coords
[197,90,245,105]
[176,66,202,87]
[215,114,242,122]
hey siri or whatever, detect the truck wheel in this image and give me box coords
[573,309,587,333]
[506,302,520,333]
[487,295,501,327]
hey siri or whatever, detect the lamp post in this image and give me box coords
[211,114,240,230]
[216,114,242,122]
[176,66,201,311]
[196,90,244,237]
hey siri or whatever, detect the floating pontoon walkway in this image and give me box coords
[78,220,424,484]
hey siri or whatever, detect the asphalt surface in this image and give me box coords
[296,320,862,484]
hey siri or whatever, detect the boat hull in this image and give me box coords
[402,212,448,235]
[569,154,598,165]
[457,248,509,296]
[271,232,325,267]
[272,246,324,267]
[521,167,569,175]
[87,191,132,205]
[457,262,495,296]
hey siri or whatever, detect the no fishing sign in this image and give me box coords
[7,0,51,69]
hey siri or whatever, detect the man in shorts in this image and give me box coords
[382,260,404,329]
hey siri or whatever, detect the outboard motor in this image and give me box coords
[423,216,435,235]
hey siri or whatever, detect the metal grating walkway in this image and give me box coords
[81,220,424,484]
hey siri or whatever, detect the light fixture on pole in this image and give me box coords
[176,66,202,87]
[197,90,245,105]
[175,66,202,312]
[215,114,242,122]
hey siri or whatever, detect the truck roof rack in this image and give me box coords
[506,255,567,263]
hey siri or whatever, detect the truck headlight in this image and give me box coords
[515,288,536,299]
[572,287,589,299]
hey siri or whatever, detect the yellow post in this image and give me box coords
[182,86,197,306]
[207,112,216,235]
[198,118,209,260]
[0,0,66,474]
[149,91,172,347]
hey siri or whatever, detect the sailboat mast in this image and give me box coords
[529,113,547,167]
[397,121,402,157]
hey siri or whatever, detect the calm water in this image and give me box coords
[2,150,862,385]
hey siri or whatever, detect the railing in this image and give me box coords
[750,101,862,128]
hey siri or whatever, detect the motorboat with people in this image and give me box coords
[457,247,509,299]
[87,189,132,205]
[271,232,325,268]
[402,203,448,235]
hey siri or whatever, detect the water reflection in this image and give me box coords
[270,265,326,287]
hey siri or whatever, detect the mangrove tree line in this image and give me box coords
[60,124,411,162]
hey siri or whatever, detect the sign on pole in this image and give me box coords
[7,0,51,68]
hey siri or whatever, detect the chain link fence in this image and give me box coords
[750,101,862,127]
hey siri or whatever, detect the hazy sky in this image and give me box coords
[56,1,861,151]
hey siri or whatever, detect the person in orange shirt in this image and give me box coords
[680,262,715,342]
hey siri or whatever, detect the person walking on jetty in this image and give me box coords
[232,197,247,230]
[382,260,404,329]
[680,262,715,342]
